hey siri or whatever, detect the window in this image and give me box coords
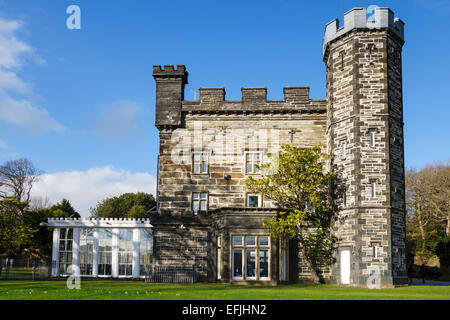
[193,153,208,174]
[139,229,153,275]
[217,236,222,280]
[341,141,346,159]
[246,194,261,208]
[80,229,93,276]
[232,235,243,246]
[119,229,133,276]
[343,192,347,208]
[246,236,256,246]
[371,183,376,198]
[281,239,287,281]
[231,235,270,281]
[245,153,261,174]
[370,132,375,147]
[59,228,73,275]
[192,192,208,213]
[98,228,112,276]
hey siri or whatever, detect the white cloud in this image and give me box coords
[0,16,64,134]
[31,166,157,217]
[92,101,145,140]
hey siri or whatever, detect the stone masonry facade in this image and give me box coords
[150,7,407,287]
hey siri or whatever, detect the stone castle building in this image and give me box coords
[43,7,406,287]
[149,6,407,287]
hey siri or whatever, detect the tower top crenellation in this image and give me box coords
[323,7,404,57]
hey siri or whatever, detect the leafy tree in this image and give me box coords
[49,198,80,218]
[90,192,156,218]
[127,204,147,219]
[23,207,53,259]
[245,145,336,284]
[0,198,37,257]
[21,199,80,259]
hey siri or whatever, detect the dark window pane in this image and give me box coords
[233,249,242,278]
[246,249,256,278]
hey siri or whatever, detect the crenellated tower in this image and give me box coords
[323,7,407,287]
[153,65,188,129]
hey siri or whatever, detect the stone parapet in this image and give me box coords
[323,7,404,57]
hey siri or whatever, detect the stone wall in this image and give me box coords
[154,82,327,215]
[324,27,406,287]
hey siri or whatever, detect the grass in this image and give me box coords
[0,279,449,300]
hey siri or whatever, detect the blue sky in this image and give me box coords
[0,0,449,215]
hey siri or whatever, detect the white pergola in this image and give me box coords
[45,218,153,278]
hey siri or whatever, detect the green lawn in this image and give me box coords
[0,279,449,300]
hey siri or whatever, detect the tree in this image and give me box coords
[423,163,450,236]
[49,198,81,218]
[21,198,80,259]
[406,168,434,254]
[90,192,156,218]
[406,162,449,258]
[245,145,336,284]
[0,158,42,203]
[0,198,37,257]
[127,204,147,219]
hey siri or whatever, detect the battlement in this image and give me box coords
[193,86,311,104]
[241,87,267,102]
[199,87,226,103]
[323,7,404,56]
[153,64,188,83]
[46,217,153,228]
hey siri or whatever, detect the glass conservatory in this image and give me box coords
[45,218,153,278]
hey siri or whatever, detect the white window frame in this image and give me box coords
[245,248,257,280]
[192,192,208,214]
[245,152,262,174]
[231,235,270,281]
[192,152,208,174]
[246,193,262,208]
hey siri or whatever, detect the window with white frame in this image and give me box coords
[193,153,208,174]
[139,229,153,275]
[246,193,261,208]
[245,153,261,174]
[79,228,93,276]
[59,228,73,275]
[98,228,112,276]
[192,192,208,213]
[231,235,270,281]
[371,183,376,198]
[118,229,133,276]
